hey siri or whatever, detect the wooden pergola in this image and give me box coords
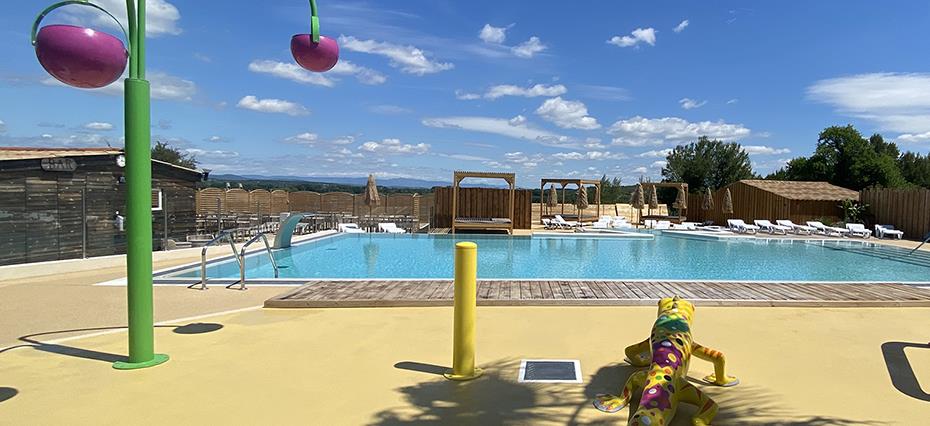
[639,182,689,224]
[452,171,516,234]
[539,178,602,224]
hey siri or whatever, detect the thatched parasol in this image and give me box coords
[648,185,659,210]
[547,185,558,214]
[702,188,714,211]
[364,174,381,217]
[672,186,686,209]
[630,183,644,225]
[722,188,734,215]
[576,185,589,220]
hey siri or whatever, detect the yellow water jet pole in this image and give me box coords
[445,241,483,381]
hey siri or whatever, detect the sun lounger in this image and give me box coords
[727,219,760,234]
[553,215,579,229]
[845,223,871,239]
[655,220,671,230]
[754,219,791,235]
[875,224,904,239]
[542,218,559,229]
[806,221,849,237]
[378,222,406,234]
[776,220,814,235]
[338,223,365,233]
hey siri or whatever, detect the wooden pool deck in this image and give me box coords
[264,280,930,308]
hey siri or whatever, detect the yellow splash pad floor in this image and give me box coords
[0,306,928,425]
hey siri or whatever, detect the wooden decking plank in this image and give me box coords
[623,282,649,299]
[550,281,566,298]
[520,281,533,300]
[530,281,544,299]
[539,281,554,299]
[604,281,634,299]
[594,281,619,299]
[576,281,598,299]
[559,281,576,299]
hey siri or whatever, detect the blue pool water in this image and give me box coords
[172,233,930,282]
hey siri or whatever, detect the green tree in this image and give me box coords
[599,175,624,203]
[898,151,930,188]
[661,136,755,191]
[151,140,198,169]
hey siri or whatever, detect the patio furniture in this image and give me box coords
[754,219,791,235]
[776,220,815,235]
[542,218,558,229]
[553,215,579,228]
[845,223,872,239]
[378,222,406,234]
[338,223,365,233]
[727,219,760,234]
[875,224,904,239]
[806,221,850,237]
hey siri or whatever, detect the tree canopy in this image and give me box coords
[151,141,198,169]
[661,136,755,191]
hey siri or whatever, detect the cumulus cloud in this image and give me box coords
[607,28,656,48]
[62,0,181,37]
[512,37,547,58]
[727,98,739,104]
[679,98,707,109]
[651,160,668,169]
[897,131,930,143]
[236,95,309,116]
[552,151,627,161]
[359,138,430,155]
[423,116,569,145]
[204,135,226,143]
[248,60,335,87]
[743,145,791,155]
[455,90,481,100]
[673,20,690,33]
[479,24,509,44]
[485,84,567,100]
[284,132,318,145]
[44,71,196,101]
[608,116,751,146]
[807,72,930,134]
[632,166,648,174]
[84,122,113,131]
[338,36,453,75]
[637,149,673,158]
[535,97,601,130]
[329,60,388,85]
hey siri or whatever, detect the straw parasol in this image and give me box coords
[648,185,659,210]
[576,185,589,220]
[547,185,558,214]
[722,188,734,215]
[630,183,644,224]
[364,174,381,217]
[672,186,686,209]
[702,188,714,211]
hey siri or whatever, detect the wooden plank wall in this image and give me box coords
[152,175,197,244]
[686,181,847,225]
[861,188,930,240]
[431,186,532,229]
[0,177,27,265]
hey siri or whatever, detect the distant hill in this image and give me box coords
[210,173,448,189]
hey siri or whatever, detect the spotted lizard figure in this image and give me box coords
[593,296,739,426]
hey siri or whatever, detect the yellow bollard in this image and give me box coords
[444,241,483,381]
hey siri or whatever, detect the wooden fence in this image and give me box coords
[686,183,848,226]
[860,188,930,240]
[195,188,427,219]
[431,186,532,229]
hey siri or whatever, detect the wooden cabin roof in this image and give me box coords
[738,180,858,201]
[0,147,205,180]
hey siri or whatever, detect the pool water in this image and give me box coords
[173,233,930,282]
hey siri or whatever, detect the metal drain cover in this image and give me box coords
[518,360,582,383]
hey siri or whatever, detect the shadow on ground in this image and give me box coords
[881,341,930,402]
[0,387,17,404]
[373,359,887,425]
[0,323,223,364]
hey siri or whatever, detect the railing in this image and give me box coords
[196,231,241,290]
[233,232,279,290]
[909,232,930,255]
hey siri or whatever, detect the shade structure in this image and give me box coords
[547,186,558,208]
[722,188,734,214]
[648,185,659,210]
[364,174,380,216]
[672,186,686,209]
[630,183,645,210]
[576,185,589,210]
[702,187,715,211]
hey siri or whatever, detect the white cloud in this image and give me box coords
[807,72,930,134]
[607,28,656,48]
[248,60,335,87]
[62,0,181,37]
[329,60,388,85]
[673,20,690,33]
[575,85,632,102]
[184,148,239,160]
[284,132,319,145]
[608,116,751,146]
[485,84,567,100]
[83,122,113,131]
[637,149,673,158]
[535,97,601,130]
[632,166,648,174]
[359,138,430,155]
[422,116,569,145]
[583,138,607,149]
[44,71,196,101]
[896,131,930,143]
[479,24,509,44]
[338,36,453,75]
[455,90,481,100]
[727,98,739,104]
[511,36,547,58]
[0,120,5,133]
[509,115,527,126]
[236,95,309,116]
[205,135,226,143]
[552,151,627,161]
[679,98,707,110]
[369,105,411,115]
[743,145,791,155]
[651,160,668,169]
[41,133,54,139]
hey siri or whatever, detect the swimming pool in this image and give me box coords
[167,233,930,283]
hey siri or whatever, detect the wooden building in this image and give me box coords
[687,180,858,225]
[0,147,206,266]
[432,185,533,231]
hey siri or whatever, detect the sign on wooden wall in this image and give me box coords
[40,158,77,172]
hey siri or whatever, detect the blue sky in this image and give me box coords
[2,0,930,186]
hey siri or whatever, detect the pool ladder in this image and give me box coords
[197,231,278,290]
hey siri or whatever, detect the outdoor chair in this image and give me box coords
[806,221,850,237]
[845,223,872,239]
[378,222,406,234]
[553,215,579,229]
[727,219,760,234]
[776,220,815,235]
[337,223,365,233]
[754,219,791,235]
[875,224,904,239]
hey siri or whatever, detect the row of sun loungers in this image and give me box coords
[336,223,407,234]
[722,219,904,239]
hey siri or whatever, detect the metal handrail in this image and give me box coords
[909,232,930,255]
[196,231,240,290]
[232,232,279,290]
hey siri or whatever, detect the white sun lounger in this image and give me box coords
[845,223,871,239]
[553,215,579,229]
[378,222,406,234]
[875,224,904,239]
[338,223,365,233]
[727,219,760,234]
[542,218,559,229]
[776,220,815,235]
[754,219,791,235]
[806,221,849,237]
